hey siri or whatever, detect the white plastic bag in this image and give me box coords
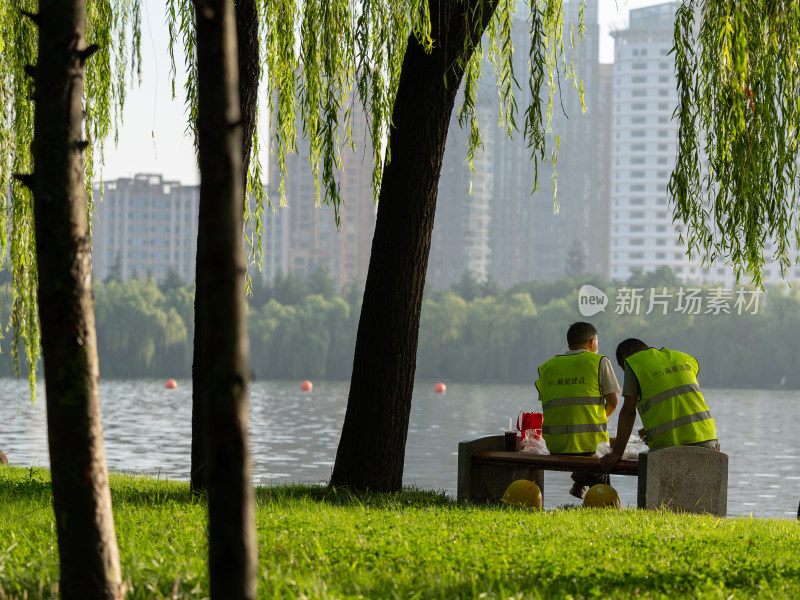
[595,436,648,460]
[520,429,549,455]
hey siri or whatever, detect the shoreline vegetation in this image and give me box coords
[2,268,800,389]
[1,467,799,599]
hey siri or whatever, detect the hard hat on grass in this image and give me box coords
[500,479,542,509]
[583,483,620,508]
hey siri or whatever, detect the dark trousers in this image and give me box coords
[556,451,610,488]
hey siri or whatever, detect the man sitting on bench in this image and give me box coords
[535,322,620,499]
[600,338,720,471]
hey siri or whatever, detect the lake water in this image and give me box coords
[1,378,798,519]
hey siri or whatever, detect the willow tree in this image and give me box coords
[1,0,141,597]
[670,0,800,286]
[170,0,587,492]
[193,0,257,595]
[167,0,262,494]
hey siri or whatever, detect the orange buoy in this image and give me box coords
[434,382,446,394]
[165,379,178,389]
[300,380,313,392]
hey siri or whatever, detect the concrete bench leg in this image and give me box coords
[637,446,728,516]
[457,435,544,503]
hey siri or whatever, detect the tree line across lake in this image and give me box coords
[1,266,797,390]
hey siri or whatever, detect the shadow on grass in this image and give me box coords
[255,483,456,509]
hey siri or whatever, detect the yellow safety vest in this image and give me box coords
[625,348,717,449]
[535,351,609,454]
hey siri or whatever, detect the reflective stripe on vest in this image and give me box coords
[544,396,605,409]
[541,422,608,435]
[535,351,609,453]
[626,348,716,449]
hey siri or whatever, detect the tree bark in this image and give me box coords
[194,0,257,597]
[191,0,260,495]
[330,0,499,491]
[28,1,123,597]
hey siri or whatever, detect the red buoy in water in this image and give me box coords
[165,379,178,389]
[434,382,446,394]
[300,380,313,392]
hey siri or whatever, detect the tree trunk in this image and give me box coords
[194,0,257,597]
[191,0,260,495]
[330,0,499,491]
[27,1,123,597]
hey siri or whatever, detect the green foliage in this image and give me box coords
[0,0,142,396]
[93,278,189,376]
[2,467,799,599]
[671,0,800,286]
[2,270,797,387]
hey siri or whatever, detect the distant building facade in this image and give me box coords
[266,105,377,290]
[429,0,609,288]
[609,2,690,282]
[91,174,199,283]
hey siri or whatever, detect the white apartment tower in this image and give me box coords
[609,2,695,282]
[91,174,200,283]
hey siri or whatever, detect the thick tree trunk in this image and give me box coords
[330,0,498,491]
[191,0,260,495]
[27,1,122,597]
[194,0,257,597]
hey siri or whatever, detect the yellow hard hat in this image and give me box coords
[500,479,543,509]
[583,484,620,508]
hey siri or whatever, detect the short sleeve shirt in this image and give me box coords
[622,363,641,398]
[537,349,621,400]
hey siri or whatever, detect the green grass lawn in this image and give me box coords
[1,466,798,599]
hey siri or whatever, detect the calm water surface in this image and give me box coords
[1,378,798,518]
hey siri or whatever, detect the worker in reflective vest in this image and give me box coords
[536,322,620,499]
[601,338,719,471]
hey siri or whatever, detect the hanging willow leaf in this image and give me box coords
[671,0,800,286]
[0,0,142,398]
[167,0,582,267]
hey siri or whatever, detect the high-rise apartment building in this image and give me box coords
[430,0,608,288]
[267,107,376,290]
[609,2,687,282]
[91,174,199,283]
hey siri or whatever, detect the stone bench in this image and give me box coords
[457,434,728,516]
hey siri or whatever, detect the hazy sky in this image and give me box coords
[100,0,670,186]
